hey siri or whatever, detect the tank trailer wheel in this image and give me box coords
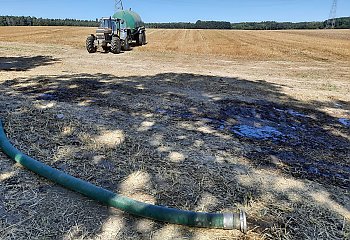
[111,37,121,54]
[86,36,97,53]
[137,33,143,46]
[122,39,131,51]
[142,32,147,45]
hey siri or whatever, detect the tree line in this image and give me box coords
[231,17,350,30]
[0,16,99,27]
[147,17,350,30]
[146,20,232,29]
[1,15,349,29]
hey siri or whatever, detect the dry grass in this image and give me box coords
[0,28,349,240]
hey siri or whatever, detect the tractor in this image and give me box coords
[86,17,130,54]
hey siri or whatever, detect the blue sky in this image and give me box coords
[0,0,349,23]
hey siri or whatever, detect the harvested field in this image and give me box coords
[0,27,350,240]
[1,27,350,61]
[143,29,350,61]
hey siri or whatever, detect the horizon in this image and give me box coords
[1,15,349,24]
[0,0,349,23]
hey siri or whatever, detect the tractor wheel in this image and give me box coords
[86,36,97,53]
[122,39,130,51]
[111,37,121,54]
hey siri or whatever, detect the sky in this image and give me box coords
[0,0,349,23]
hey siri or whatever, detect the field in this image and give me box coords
[0,26,350,240]
[1,27,350,61]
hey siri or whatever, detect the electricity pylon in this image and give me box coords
[327,0,337,29]
[115,0,124,11]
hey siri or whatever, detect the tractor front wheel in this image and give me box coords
[111,37,121,54]
[86,36,97,53]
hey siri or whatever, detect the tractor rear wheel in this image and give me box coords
[86,36,97,53]
[111,37,121,54]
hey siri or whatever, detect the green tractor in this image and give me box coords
[86,17,130,54]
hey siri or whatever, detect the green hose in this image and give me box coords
[0,121,247,233]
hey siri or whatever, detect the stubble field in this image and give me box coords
[1,27,350,61]
[0,27,349,240]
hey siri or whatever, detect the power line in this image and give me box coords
[327,0,337,28]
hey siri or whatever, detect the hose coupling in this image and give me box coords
[223,210,247,233]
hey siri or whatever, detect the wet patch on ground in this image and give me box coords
[219,101,314,143]
[156,100,350,188]
[231,125,283,140]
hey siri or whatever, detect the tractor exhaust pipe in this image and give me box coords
[0,121,247,233]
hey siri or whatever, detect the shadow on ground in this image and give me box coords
[0,72,349,239]
[0,56,59,71]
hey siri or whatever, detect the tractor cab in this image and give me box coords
[96,17,121,42]
[99,18,116,29]
[98,17,121,31]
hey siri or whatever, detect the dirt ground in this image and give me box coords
[0,27,349,240]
